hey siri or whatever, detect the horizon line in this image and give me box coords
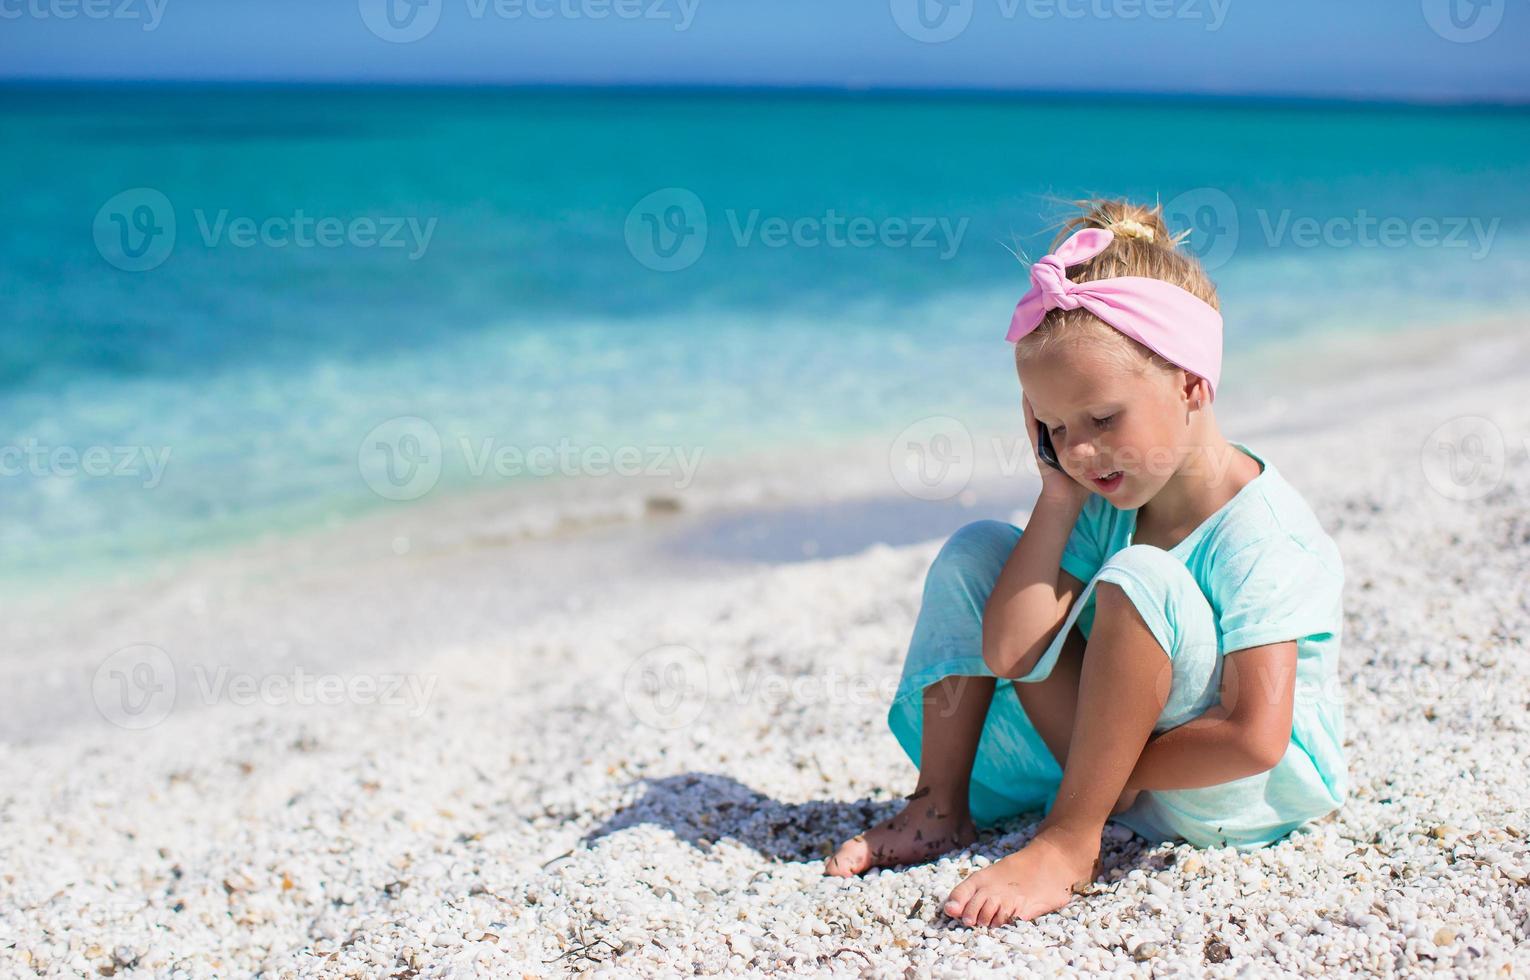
[3,78,1528,110]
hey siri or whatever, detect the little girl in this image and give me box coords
[824,200,1347,928]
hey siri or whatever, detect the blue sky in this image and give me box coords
[1,0,1526,101]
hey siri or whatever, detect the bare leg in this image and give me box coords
[827,623,1092,876]
[943,582,1172,926]
[824,674,990,875]
[1015,624,1143,815]
[1012,625,1086,768]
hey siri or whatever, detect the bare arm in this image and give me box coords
[981,492,1088,679]
[982,392,1096,680]
[1122,641,1299,792]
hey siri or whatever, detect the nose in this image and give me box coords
[1064,437,1098,465]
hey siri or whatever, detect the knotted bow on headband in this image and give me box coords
[1006,228,1223,402]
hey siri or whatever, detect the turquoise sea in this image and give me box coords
[3,86,1529,584]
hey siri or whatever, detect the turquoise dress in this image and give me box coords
[886,443,1348,850]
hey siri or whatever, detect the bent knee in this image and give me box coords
[945,519,1021,555]
[922,520,1022,608]
[1098,543,1184,583]
[928,520,1021,582]
[1091,578,1152,632]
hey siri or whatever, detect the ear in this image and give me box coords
[1180,372,1209,410]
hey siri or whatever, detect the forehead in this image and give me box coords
[1017,344,1140,416]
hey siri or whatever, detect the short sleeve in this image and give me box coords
[1059,495,1108,584]
[1213,534,1342,655]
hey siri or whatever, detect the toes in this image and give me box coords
[823,837,871,877]
[971,894,999,927]
[944,877,977,919]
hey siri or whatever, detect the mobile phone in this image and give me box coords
[1036,421,1064,471]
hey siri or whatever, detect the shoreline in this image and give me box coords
[9,311,1529,608]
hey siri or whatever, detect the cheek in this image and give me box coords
[1130,425,1181,479]
[1112,423,1176,475]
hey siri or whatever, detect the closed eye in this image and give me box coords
[1092,413,1117,430]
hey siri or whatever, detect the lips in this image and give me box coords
[1091,470,1124,493]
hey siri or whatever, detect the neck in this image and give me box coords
[1139,412,1255,533]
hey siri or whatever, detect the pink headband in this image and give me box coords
[1006,228,1223,402]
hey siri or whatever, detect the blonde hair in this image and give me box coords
[1013,198,1220,386]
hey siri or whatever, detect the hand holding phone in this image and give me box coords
[1035,421,1064,471]
[1023,393,1091,507]
[1022,393,1064,472]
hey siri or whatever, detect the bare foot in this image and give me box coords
[942,824,1103,927]
[823,787,978,877]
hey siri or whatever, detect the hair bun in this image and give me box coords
[1052,198,1176,252]
[1108,218,1156,243]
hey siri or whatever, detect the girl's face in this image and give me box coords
[1018,343,1193,510]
